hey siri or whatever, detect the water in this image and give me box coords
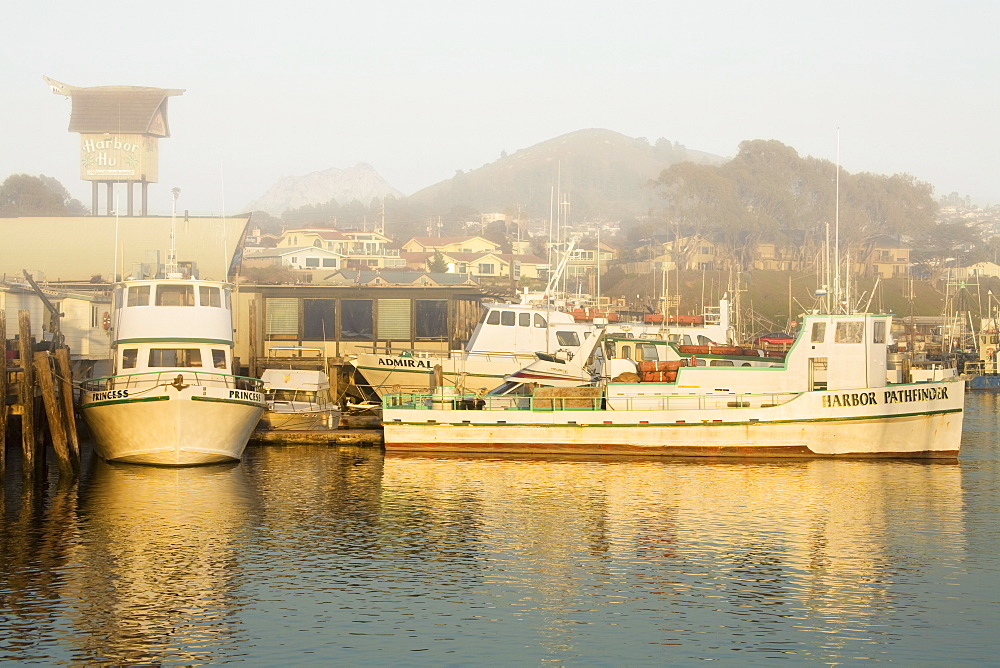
[3,395,1000,665]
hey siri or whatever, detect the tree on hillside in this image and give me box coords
[652,140,938,272]
[0,174,85,216]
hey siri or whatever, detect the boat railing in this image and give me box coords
[81,370,264,393]
[382,390,800,412]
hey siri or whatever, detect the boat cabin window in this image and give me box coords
[212,349,228,369]
[873,320,886,344]
[710,360,735,366]
[620,344,632,360]
[148,348,203,367]
[835,321,864,343]
[697,335,712,345]
[534,313,547,328]
[156,285,195,306]
[519,313,531,327]
[270,389,317,402]
[637,343,659,361]
[501,311,516,326]
[487,310,501,325]
[121,348,138,369]
[199,286,222,307]
[126,286,150,307]
[556,331,580,347]
[811,322,826,343]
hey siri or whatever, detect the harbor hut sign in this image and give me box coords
[80,133,159,181]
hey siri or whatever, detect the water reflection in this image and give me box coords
[0,429,982,663]
[63,458,260,665]
[380,454,964,662]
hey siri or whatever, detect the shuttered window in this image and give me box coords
[265,298,298,340]
[377,299,411,340]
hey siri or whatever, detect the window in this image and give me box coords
[121,349,138,369]
[710,360,735,366]
[835,321,864,343]
[322,258,337,267]
[199,286,221,307]
[556,331,581,347]
[212,349,228,369]
[341,300,373,340]
[127,285,150,307]
[486,310,500,325]
[534,313,547,328]
[500,311,515,326]
[519,313,531,327]
[149,348,203,367]
[479,263,495,274]
[303,299,336,340]
[305,257,320,268]
[873,320,886,344]
[91,305,99,328]
[811,322,826,343]
[416,300,448,339]
[156,284,195,306]
[637,343,658,361]
[266,298,298,340]
[621,344,632,359]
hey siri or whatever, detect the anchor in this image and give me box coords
[171,374,189,391]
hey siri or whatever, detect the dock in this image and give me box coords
[251,428,383,446]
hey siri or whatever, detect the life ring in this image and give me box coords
[101,312,111,330]
[987,347,996,360]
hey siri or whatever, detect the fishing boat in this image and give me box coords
[381,310,965,458]
[80,275,266,465]
[350,297,732,398]
[258,350,341,431]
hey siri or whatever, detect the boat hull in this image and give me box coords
[382,381,964,458]
[82,385,265,466]
[258,408,340,431]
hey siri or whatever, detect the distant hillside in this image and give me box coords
[406,129,725,219]
[245,163,403,216]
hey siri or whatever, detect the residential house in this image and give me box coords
[661,236,717,271]
[242,246,344,272]
[276,228,404,269]
[401,236,502,254]
[864,238,910,278]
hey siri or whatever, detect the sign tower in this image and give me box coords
[43,76,185,216]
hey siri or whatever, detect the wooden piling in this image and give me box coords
[34,351,76,474]
[248,300,258,379]
[17,311,36,475]
[55,347,80,463]
[0,309,6,477]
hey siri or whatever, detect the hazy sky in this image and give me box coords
[2,1,997,216]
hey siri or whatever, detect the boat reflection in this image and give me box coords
[63,458,260,665]
[380,454,964,658]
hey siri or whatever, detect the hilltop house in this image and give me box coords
[863,238,911,278]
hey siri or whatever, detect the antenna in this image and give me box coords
[834,129,841,312]
[221,161,228,278]
[168,187,180,275]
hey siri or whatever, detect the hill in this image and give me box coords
[406,129,725,220]
[245,163,403,216]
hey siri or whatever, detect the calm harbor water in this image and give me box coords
[3,395,1000,665]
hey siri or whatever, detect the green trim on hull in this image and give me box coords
[81,395,170,409]
[115,337,233,345]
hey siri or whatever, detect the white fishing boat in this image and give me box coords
[381,311,965,458]
[80,275,266,465]
[351,297,732,398]
[259,367,341,431]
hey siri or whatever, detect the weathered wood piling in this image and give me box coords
[2,309,80,479]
